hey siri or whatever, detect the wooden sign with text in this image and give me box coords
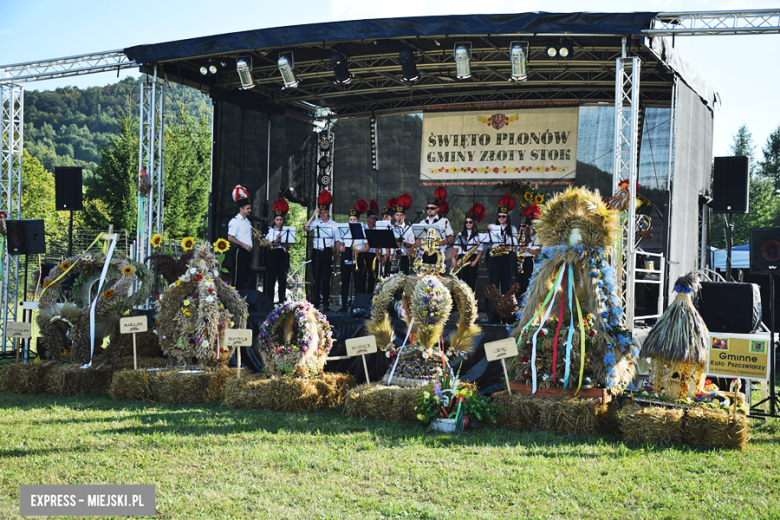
[6,322,31,339]
[224,329,253,347]
[345,335,378,357]
[484,338,518,362]
[120,317,148,334]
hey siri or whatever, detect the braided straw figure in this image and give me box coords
[510,187,637,394]
[366,233,482,387]
[640,272,709,399]
[157,241,248,366]
[37,252,153,364]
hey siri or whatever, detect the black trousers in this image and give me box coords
[265,248,288,303]
[456,254,479,293]
[232,246,252,290]
[357,252,375,294]
[516,256,535,298]
[487,253,515,318]
[340,261,355,306]
[312,248,333,308]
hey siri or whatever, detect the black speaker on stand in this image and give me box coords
[54,166,83,257]
[712,156,749,282]
[749,227,780,418]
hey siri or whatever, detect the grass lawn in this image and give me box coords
[1,389,779,519]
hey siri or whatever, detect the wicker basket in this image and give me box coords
[432,418,457,433]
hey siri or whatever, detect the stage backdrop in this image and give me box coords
[420,105,579,185]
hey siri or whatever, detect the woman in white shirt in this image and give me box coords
[486,195,517,319]
[339,201,369,312]
[263,198,292,303]
[451,203,485,292]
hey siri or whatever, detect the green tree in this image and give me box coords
[83,116,138,231]
[711,175,779,248]
[730,124,756,173]
[758,124,780,189]
[162,113,211,239]
[20,150,70,241]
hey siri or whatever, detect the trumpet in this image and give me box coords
[251,226,272,247]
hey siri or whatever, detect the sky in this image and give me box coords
[1,0,779,159]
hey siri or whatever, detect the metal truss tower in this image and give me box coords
[135,69,165,306]
[0,83,23,350]
[613,49,641,329]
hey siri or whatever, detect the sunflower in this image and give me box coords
[122,265,134,276]
[181,237,196,251]
[43,280,52,288]
[103,289,114,300]
[60,261,71,271]
[214,238,230,254]
[150,234,163,248]
[524,191,533,202]
[534,194,544,204]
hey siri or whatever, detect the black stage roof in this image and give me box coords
[124,12,718,118]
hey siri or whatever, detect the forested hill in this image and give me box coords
[23,76,211,178]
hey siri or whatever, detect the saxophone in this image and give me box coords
[516,226,529,274]
[452,244,480,276]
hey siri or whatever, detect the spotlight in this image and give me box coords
[209,64,218,74]
[398,49,420,83]
[278,52,299,89]
[509,41,528,82]
[546,46,557,58]
[331,51,354,85]
[199,66,208,76]
[559,46,570,59]
[236,59,255,90]
[454,42,471,80]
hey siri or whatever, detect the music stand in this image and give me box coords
[279,226,296,245]
[365,228,398,250]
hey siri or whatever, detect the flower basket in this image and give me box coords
[432,418,458,433]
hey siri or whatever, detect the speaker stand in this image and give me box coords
[750,273,780,418]
[68,210,74,257]
[725,214,734,282]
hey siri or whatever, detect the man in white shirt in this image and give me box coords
[361,202,381,293]
[392,203,415,275]
[516,207,541,296]
[418,195,454,264]
[486,196,517,320]
[339,210,369,312]
[305,190,340,311]
[227,186,253,290]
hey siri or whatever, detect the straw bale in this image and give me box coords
[109,366,236,403]
[620,406,684,446]
[493,394,542,431]
[538,398,599,435]
[44,362,118,396]
[595,398,624,434]
[1,361,58,394]
[222,373,355,412]
[343,383,424,421]
[684,407,749,451]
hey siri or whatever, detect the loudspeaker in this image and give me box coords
[698,281,761,333]
[712,156,749,214]
[750,227,780,274]
[6,219,46,255]
[54,166,83,211]
[237,289,274,313]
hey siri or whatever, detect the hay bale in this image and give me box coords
[109,366,236,403]
[1,362,57,394]
[537,398,599,435]
[222,373,356,412]
[595,398,624,434]
[621,406,684,446]
[44,362,118,396]
[343,383,424,421]
[493,394,542,430]
[684,407,749,451]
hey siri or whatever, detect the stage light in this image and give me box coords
[559,46,570,58]
[399,49,420,83]
[278,52,299,89]
[454,42,471,80]
[546,46,557,58]
[209,65,218,74]
[236,59,255,90]
[509,41,528,82]
[331,51,354,85]
[199,66,208,76]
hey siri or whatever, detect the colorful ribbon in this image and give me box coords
[530,263,566,394]
[563,264,575,389]
[574,284,586,394]
[84,235,118,368]
[551,268,566,383]
[386,317,415,385]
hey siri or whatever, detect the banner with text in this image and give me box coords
[420,107,579,185]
